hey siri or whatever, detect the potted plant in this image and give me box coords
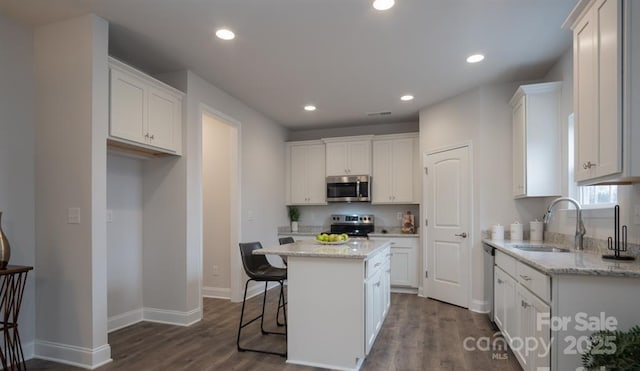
[582,325,640,370]
[288,206,300,232]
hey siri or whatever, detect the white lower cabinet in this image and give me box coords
[364,246,391,355]
[369,236,419,288]
[494,251,550,371]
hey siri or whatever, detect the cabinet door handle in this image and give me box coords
[374,263,382,268]
[521,300,530,308]
[583,161,597,169]
[150,134,155,140]
[144,133,150,138]
[496,278,503,284]
[519,274,532,282]
[455,232,467,238]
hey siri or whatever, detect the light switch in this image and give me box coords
[68,207,81,224]
[106,210,113,223]
[396,212,403,220]
[247,210,255,221]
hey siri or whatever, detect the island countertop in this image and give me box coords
[254,238,391,259]
[483,239,640,278]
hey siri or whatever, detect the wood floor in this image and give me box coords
[26,291,521,371]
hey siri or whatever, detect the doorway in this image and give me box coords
[201,108,242,302]
[423,144,472,308]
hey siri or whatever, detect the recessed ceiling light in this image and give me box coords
[466,54,485,63]
[304,105,317,112]
[215,28,235,41]
[400,95,414,101]
[373,0,395,11]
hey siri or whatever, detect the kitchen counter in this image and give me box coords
[483,239,640,278]
[255,238,390,259]
[277,226,418,238]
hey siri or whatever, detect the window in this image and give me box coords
[567,113,617,207]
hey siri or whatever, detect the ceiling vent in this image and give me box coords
[366,111,392,117]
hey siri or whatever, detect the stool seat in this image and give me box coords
[250,265,287,281]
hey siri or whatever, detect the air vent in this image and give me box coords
[366,111,392,117]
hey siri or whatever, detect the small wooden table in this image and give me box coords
[0,266,33,370]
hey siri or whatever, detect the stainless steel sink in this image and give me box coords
[511,244,570,253]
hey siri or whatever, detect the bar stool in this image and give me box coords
[237,242,287,357]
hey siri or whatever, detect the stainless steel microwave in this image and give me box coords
[326,175,371,202]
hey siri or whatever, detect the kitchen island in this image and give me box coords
[254,238,391,371]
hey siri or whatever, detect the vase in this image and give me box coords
[291,221,299,232]
[0,212,10,270]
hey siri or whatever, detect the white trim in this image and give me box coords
[469,299,489,314]
[202,286,231,299]
[286,357,364,371]
[390,287,418,294]
[23,341,35,360]
[35,340,112,370]
[108,308,144,333]
[143,307,202,327]
[198,103,243,304]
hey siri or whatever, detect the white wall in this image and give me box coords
[156,69,288,303]
[202,114,232,293]
[107,154,143,323]
[419,83,551,312]
[288,121,419,141]
[34,14,110,367]
[0,15,36,357]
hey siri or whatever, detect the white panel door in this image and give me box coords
[147,86,177,151]
[372,140,393,202]
[110,69,146,143]
[348,141,371,175]
[425,145,470,308]
[392,138,414,202]
[325,142,348,175]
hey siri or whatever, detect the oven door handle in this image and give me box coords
[356,179,361,198]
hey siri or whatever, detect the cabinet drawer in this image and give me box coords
[366,247,389,278]
[495,251,517,277]
[516,261,550,303]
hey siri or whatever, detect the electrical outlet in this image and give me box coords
[633,205,640,225]
[212,265,220,276]
[68,207,80,224]
[247,210,255,221]
[106,210,113,223]
[396,212,403,220]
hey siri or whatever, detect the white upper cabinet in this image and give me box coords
[509,82,562,198]
[109,57,183,155]
[287,141,327,205]
[372,133,418,204]
[323,136,372,176]
[565,0,640,184]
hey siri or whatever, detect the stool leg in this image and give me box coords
[276,282,286,326]
[260,282,269,334]
[279,280,287,335]
[236,279,252,351]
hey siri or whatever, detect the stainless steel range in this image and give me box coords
[327,214,374,237]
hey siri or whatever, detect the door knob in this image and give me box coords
[455,232,468,238]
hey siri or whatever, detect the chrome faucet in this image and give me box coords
[543,197,586,250]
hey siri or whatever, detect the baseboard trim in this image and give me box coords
[35,340,112,370]
[23,341,35,360]
[202,286,231,299]
[390,287,418,294]
[469,299,489,314]
[143,306,202,327]
[108,308,144,333]
[286,357,364,371]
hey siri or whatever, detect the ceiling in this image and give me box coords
[1,0,578,130]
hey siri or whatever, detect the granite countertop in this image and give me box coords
[255,239,392,259]
[483,239,640,278]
